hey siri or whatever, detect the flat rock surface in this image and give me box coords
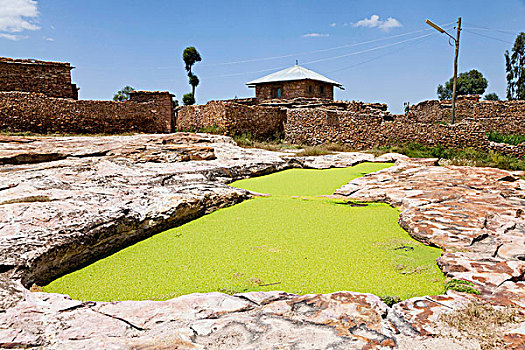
[0,133,524,349]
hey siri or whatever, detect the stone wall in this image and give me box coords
[176,100,286,139]
[255,80,334,101]
[0,57,78,99]
[284,108,489,150]
[0,91,174,134]
[178,97,524,158]
[408,97,525,134]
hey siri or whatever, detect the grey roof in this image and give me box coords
[246,65,343,89]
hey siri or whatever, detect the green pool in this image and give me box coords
[44,162,444,301]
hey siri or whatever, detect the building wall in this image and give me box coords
[255,80,334,101]
[0,91,174,134]
[0,57,78,99]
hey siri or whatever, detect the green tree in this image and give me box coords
[113,85,135,101]
[484,92,500,101]
[183,47,202,100]
[505,32,525,100]
[182,93,195,106]
[188,73,200,96]
[436,69,488,100]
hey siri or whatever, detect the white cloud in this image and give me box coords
[352,14,402,31]
[0,0,39,40]
[0,33,28,40]
[380,17,402,31]
[302,33,330,38]
[330,22,337,27]
[44,36,54,41]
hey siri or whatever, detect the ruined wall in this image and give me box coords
[255,80,334,101]
[176,101,286,139]
[408,98,525,134]
[0,57,78,99]
[0,92,173,134]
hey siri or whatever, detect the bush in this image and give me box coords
[486,131,525,145]
[381,295,401,307]
[182,93,195,106]
[444,279,481,295]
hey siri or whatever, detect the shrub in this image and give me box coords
[486,131,525,145]
[444,279,480,295]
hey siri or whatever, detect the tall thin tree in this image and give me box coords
[183,47,202,103]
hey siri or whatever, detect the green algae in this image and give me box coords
[44,162,445,301]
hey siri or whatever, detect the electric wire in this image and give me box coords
[463,25,518,35]
[301,32,435,65]
[327,32,436,73]
[198,25,453,68]
[463,29,514,44]
[205,29,452,79]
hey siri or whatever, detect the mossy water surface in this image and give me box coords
[44,162,444,301]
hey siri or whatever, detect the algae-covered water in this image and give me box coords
[44,162,444,301]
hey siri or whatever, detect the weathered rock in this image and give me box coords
[1,133,524,349]
[336,160,525,348]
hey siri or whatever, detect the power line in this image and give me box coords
[301,32,435,65]
[205,29,449,79]
[327,32,435,73]
[192,22,455,68]
[463,25,518,35]
[463,29,514,44]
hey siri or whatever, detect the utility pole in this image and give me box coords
[425,17,462,124]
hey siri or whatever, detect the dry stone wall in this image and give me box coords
[0,57,78,99]
[408,98,525,134]
[177,100,286,139]
[284,108,489,150]
[0,91,174,134]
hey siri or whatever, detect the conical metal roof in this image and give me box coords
[246,65,343,89]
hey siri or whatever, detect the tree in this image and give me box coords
[183,47,202,100]
[113,85,135,101]
[505,32,525,100]
[188,73,200,96]
[484,93,500,101]
[182,93,195,106]
[436,69,488,100]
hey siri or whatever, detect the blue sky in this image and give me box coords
[1,0,524,113]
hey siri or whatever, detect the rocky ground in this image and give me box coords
[0,133,523,349]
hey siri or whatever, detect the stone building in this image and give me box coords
[0,57,78,99]
[246,64,344,101]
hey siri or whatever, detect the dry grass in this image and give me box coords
[440,302,523,350]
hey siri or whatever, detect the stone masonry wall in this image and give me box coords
[408,98,525,134]
[0,91,174,134]
[177,101,287,139]
[0,57,78,99]
[255,80,334,101]
[284,108,488,150]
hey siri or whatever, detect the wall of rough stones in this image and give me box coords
[0,57,78,99]
[284,108,489,150]
[254,80,334,101]
[0,91,174,134]
[176,100,287,139]
[408,97,525,134]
